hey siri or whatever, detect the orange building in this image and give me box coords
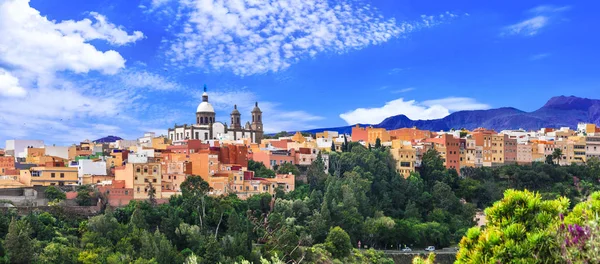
[472,128,496,166]
[389,127,433,141]
[0,156,15,175]
[426,134,461,170]
[351,125,368,142]
[367,128,391,144]
[97,180,134,207]
[504,136,517,164]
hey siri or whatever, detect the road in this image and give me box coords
[380,249,458,255]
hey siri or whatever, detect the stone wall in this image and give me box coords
[0,204,102,218]
[385,252,456,264]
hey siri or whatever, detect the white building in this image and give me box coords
[45,145,69,159]
[74,160,108,185]
[5,140,45,159]
[167,87,264,144]
[115,139,137,150]
[138,132,155,148]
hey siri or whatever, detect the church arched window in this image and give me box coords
[252,116,255,122]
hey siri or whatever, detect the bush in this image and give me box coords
[325,226,352,259]
[45,186,66,202]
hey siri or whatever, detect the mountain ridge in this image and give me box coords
[302,96,600,134]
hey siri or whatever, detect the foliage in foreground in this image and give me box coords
[457,189,600,264]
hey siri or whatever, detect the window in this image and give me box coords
[153,179,157,183]
[174,176,177,180]
[51,172,56,178]
[253,186,257,191]
[136,166,141,173]
[137,187,140,192]
[60,173,64,178]
[135,176,138,180]
[144,167,148,173]
[153,166,157,174]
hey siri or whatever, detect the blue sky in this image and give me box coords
[0,0,599,146]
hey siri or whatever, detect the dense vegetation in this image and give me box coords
[1,143,600,263]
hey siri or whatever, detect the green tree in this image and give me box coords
[39,242,80,264]
[375,138,382,149]
[181,175,212,229]
[147,182,157,207]
[307,153,327,191]
[331,141,336,152]
[325,226,352,259]
[44,186,66,202]
[76,185,93,206]
[248,160,276,178]
[4,218,33,264]
[552,148,563,165]
[412,253,435,264]
[277,162,300,177]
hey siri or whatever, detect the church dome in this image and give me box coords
[197,101,215,113]
[197,87,215,113]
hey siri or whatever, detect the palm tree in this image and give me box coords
[552,148,563,165]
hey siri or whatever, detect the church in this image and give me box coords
[168,86,264,144]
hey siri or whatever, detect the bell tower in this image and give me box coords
[230,104,241,129]
[251,102,263,142]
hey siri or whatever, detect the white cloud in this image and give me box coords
[421,97,491,111]
[0,69,27,97]
[503,16,548,36]
[529,5,571,14]
[391,87,415,93]
[55,12,144,46]
[120,70,183,90]
[153,0,459,75]
[502,4,570,37]
[530,53,550,61]
[0,0,143,75]
[0,0,149,145]
[388,67,410,75]
[339,97,490,125]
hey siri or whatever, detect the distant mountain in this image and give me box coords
[304,96,600,134]
[93,135,122,143]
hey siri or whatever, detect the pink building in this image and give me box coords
[251,149,296,169]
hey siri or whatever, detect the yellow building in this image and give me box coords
[463,139,477,167]
[19,166,78,186]
[291,132,307,143]
[390,140,416,178]
[490,134,506,165]
[367,128,391,145]
[315,131,338,139]
[573,137,587,164]
[115,162,162,200]
[152,136,171,150]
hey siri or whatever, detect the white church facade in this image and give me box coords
[168,86,264,144]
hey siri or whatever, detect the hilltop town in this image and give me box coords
[1,90,599,207]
